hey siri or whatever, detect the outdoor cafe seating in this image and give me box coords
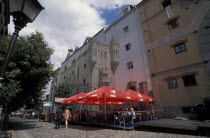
[60,86,159,129]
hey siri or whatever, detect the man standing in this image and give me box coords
[55,108,62,129]
[65,107,71,129]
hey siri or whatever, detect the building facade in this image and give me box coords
[138,0,210,117]
[50,4,151,111]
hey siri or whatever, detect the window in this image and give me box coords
[127,62,133,70]
[129,86,136,91]
[124,26,129,33]
[125,43,131,51]
[102,74,108,77]
[94,48,97,56]
[104,52,107,59]
[84,64,86,68]
[100,52,103,59]
[162,0,172,18]
[168,19,179,29]
[182,75,197,87]
[167,78,178,89]
[148,91,154,98]
[162,0,171,8]
[83,79,86,84]
[174,43,187,54]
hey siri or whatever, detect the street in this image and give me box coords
[6,117,208,138]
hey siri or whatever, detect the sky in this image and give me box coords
[8,0,141,93]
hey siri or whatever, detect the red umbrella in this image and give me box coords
[60,92,86,104]
[76,100,124,105]
[123,89,154,102]
[85,86,124,102]
[82,86,124,121]
[60,98,68,104]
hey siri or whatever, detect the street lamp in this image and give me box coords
[0,0,44,81]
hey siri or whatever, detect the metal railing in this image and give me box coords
[70,110,162,130]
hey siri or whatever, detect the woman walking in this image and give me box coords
[65,107,71,128]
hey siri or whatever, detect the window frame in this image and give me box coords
[167,78,178,89]
[182,75,197,87]
[174,43,187,54]
[83,79,86,84]
[124,26,129,33]
[127,62,134,70]
[125,43,131,51]
[168,19,179,30]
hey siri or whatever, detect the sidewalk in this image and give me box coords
[8,129,34,138]
[135,118,210,131]
[6,117,209,138]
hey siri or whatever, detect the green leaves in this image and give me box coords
[0,80,22,106]
[54,86,70,98]
[0,31,54,112]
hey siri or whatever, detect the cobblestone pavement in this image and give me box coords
[7,118,208,138]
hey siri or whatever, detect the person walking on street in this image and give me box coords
[55,108,62,129]
[65,107,71,129]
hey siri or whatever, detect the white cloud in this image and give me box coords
[8,0,142,94]
[9,0,106,70]
[8,0,141,70]
[85,0,141,9]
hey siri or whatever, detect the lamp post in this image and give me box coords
[50,80,57,123]
[0,0,44,82]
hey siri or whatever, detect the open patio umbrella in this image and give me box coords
[85,86,124,102]
[60,98,68,104]
[123,89,154,102]
[60,92,86,104]
[83,86,124,123]
[76,100,124,105]
[123,89,155,111]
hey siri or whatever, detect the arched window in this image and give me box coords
[94,48,97,56]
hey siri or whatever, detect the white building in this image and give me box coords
[51,4,151,110]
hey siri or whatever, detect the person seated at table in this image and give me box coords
[124,108,131,117]
[85,110,90,121]
[76,110,82,121]
[86,110,89,117]
[76,110,80,118]
[130,108,136,122]
[130,108,136,117]
[124,108,135,125]
[113,109,118,116]
[117,109,122,116]
[81,109,87,122]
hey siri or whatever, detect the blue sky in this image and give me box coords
[100,8,122,26]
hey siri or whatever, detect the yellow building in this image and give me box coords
[138,0,210,118]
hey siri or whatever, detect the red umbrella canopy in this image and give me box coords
[76,100,124,105]
[60,98,68,104]
[123,89,155,102]
[85,86,123,102]
[60,92,86,104]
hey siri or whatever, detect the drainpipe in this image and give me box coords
[134,6,152,91]
[135,5,164,112]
